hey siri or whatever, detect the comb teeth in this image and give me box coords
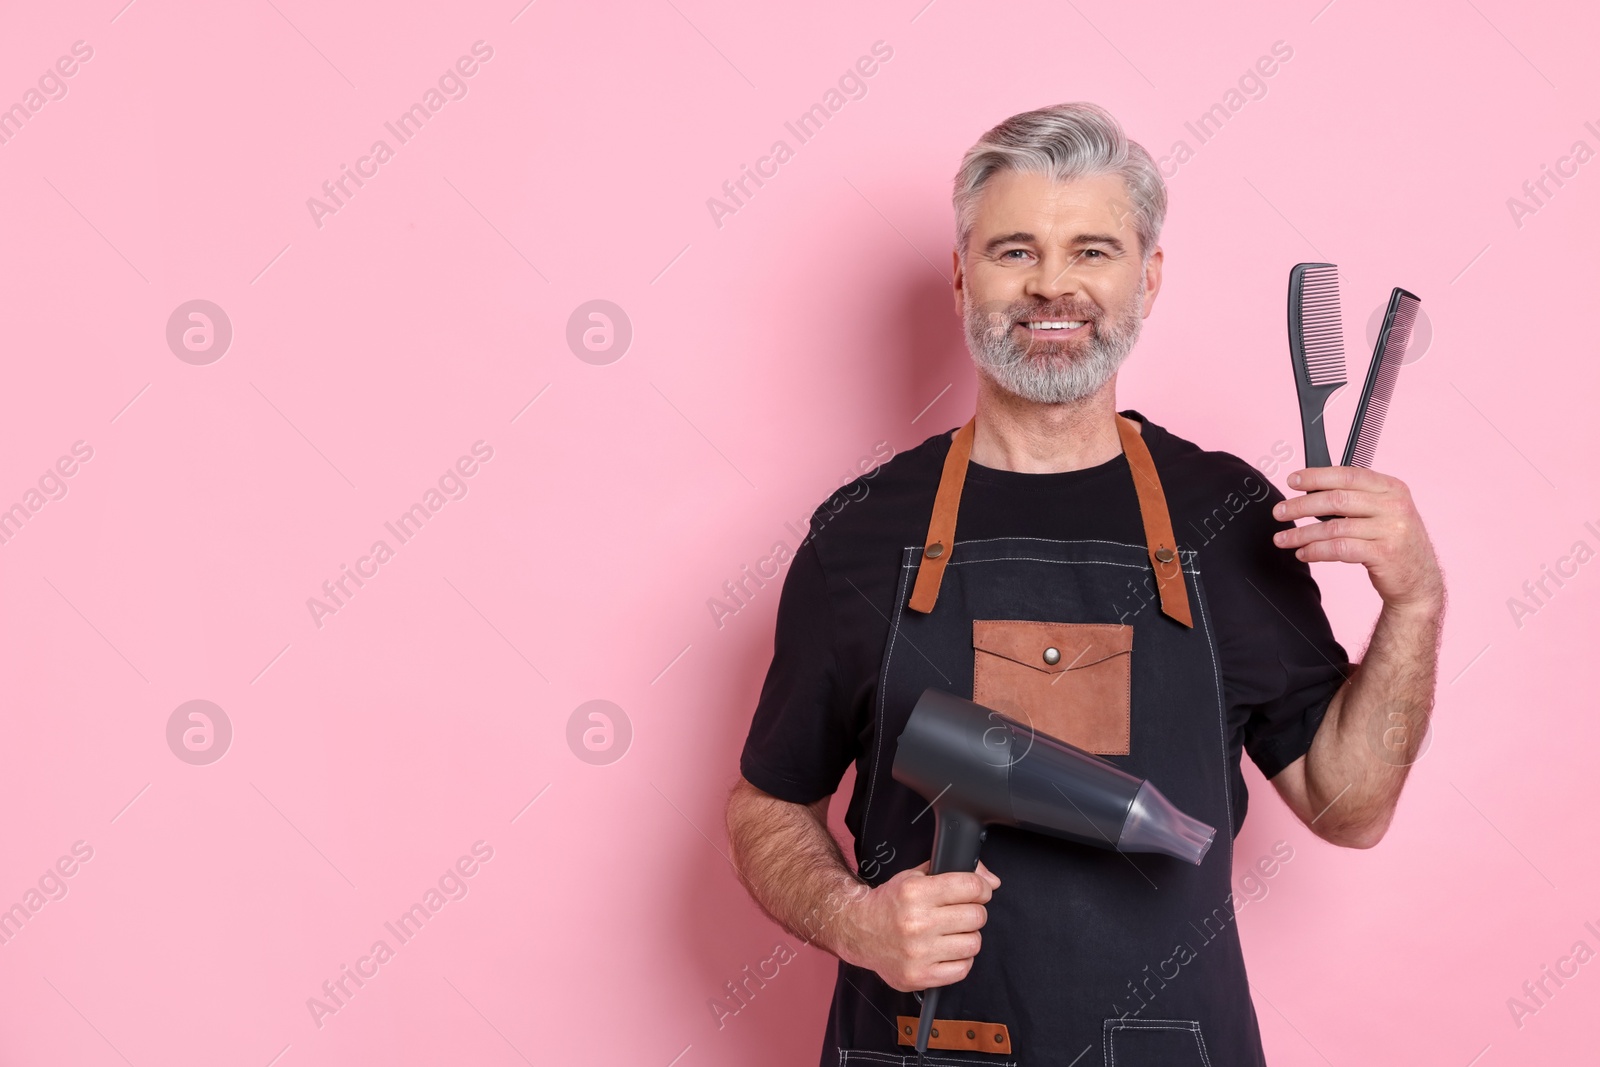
[1345,291,1420,468]
[1293,265,1347,386]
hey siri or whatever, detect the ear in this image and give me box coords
[951,247,967,318]
[1141,246,1164,317]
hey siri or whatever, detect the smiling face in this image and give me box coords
[953,168,1163,405]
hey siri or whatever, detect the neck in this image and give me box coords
[968,374,1129,473]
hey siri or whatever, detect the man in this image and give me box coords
[725,102,1444,1066]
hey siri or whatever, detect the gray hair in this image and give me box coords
[952,102,1166,263]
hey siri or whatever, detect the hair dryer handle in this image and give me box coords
[929,807,986,876]
[914,808,987,1055]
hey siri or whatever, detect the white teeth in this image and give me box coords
[1027,320,1085,329]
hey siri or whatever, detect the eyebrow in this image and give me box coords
[981,231,1127,256]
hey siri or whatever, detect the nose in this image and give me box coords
[1023,247,1085,304]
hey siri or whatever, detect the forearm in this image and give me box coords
[1304,596,1444,845]
[725,779,871,960]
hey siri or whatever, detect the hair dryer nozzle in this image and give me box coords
[1118,780,1215,865]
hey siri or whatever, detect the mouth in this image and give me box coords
[1016,318,1091,337]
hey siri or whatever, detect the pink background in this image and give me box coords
[2,0,1597,1064]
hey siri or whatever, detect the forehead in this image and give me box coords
[969,169,1135,244]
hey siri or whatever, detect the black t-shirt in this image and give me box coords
[738,410,1353,839]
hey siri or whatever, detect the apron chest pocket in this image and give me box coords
[971,620,1133,755]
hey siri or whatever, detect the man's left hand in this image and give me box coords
[1271,466,1445,614]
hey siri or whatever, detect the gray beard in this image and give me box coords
[964,281,1145,405]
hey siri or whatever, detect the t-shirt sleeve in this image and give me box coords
[1207,464,1354,780]
[738,534,857,805]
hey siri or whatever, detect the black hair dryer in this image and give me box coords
[891,688,1215,1056]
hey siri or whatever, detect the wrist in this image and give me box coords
[823,877,875,966]
[1382,592,1445,625]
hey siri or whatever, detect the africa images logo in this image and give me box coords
[306,41,495,229]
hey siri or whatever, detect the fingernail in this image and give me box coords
[1273,503,1284,518]
[1274,531,1285,544]
[1289,473,1301,487]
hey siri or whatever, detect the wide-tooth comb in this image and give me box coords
[1287,262,1347,469]
[1341,288,1420,468]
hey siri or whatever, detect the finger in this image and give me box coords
[894,860,932,883]
[1273,516,1389,550]
[922,870,994,906]
[974,860,1001,887]
[1292,533,1384,565]
[924,902,989,936]
[1287,466,1396,495]
[1274,488,1385,522]
[921,956,978,988]
[927,931,983,963]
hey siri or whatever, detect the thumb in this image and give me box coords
[975,860,1001,888]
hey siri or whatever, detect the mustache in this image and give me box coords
[970,307,1100,366]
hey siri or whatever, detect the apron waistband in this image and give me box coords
[894,1014,1013,1054]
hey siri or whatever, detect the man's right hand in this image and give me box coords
[838,860,1002,992]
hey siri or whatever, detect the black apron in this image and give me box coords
[821,414,1265,1067]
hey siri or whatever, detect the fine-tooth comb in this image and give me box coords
[1286,262,1348,469]
[1341,287,1421,468]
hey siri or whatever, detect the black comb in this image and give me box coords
[1287,262,1348,469]
[1341,288,1420,468]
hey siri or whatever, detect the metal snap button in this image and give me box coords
[931,1028,939,1039]
[1043,646,1061,665]
[966,1029,976,1040]
[994,1033,1004,1044]
[1155,546,1176,564]
[925,542,945,559]
[904,1025,913,1035]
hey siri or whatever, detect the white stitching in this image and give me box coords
[837,1051,1016,1067]
[900,535,1199,576]
[1106,1019,1209,1067]
[861,548,915,851]
[926,535,1152,551]
[904,537,1200,573]
[906,534,1199,561]
[950,557,1199,575]
[903,558,1200,577]
[1190,567,1234,862]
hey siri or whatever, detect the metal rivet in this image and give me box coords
[904,1026,913,1035]
[931,1028,939,1038]
[1155,546,1175,564]
[995,1034,1005,1044]
[925,542,945,559]
[967,1029,976,1040]
[1043,646,1061,665]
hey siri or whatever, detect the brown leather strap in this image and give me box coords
[896,1015,1013,1054]
[906,417,975,614]
[1116,413,1192,628]
[906,413,1192,628]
